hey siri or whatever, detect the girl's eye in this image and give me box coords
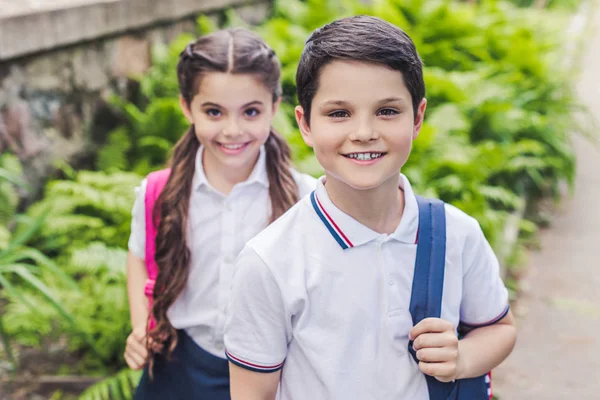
[378,108,399,117]
[206,109,222,117]
[329,110,350,118]
[245,108,260,117]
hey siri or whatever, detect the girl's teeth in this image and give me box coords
[222,143,245,149]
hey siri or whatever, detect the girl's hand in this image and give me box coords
[124,326,149,370]
[410,318,462,383]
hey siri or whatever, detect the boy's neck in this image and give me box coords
[324,173,405,235]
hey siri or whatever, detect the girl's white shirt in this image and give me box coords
[128,145,317,358]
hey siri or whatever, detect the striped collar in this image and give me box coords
[193,145,269,192]
[310,175,419,250]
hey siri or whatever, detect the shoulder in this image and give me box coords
[247,197,315,263]
[145,168,171,198]
[291,169,318,197]
[443,202,484,241]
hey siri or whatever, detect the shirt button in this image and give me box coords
[224,255,234,264]
[388,279,394,286]
[215,343,224,351]
[225,203,232,212]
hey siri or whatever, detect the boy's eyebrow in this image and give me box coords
[320,100,351,107]
[201,101,264,108]
[379,97,407,104]
[320,98,407,108]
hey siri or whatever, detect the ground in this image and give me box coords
[493,2,600,398]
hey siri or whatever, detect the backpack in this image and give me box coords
[409,196,492,400]
[143,168,171,331]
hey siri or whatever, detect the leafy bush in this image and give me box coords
[100,0,579,245]
[2,170,140,372]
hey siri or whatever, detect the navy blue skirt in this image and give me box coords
[134,330,230,400]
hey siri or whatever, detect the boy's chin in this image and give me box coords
[326,171,400,192]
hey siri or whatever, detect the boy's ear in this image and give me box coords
[295,106,314,147]
[180,95,194,124]
[412,98,428,140]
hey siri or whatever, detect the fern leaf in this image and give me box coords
[78,369,142,400]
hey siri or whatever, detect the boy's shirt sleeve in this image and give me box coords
[459,218,510,327]
[224,245,291,372]
[127,178,147,260]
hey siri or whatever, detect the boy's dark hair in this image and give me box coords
[296,15,425,123]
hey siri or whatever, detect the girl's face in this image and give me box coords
[181,72,279,183]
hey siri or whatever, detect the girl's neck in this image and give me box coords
[325,173,405,235]
[202,149,260,195]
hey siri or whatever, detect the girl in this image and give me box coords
[124,28,316,399]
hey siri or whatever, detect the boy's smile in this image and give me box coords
[296,60,427,192]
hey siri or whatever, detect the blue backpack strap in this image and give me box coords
[409,196,489,400]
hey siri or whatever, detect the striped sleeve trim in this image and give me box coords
[461,304,510,328]
[225,350,284,373]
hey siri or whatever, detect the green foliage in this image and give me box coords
[78,368,142,400]
[0,155,99,370]
[2,241,131,371]
[2,171,140,371]
[26,171,142,253]
[97,0,578,243]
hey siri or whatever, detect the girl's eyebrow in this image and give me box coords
[201,101,264,108]
[201,101,222,108]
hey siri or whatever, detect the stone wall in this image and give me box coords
[0,0,271,199]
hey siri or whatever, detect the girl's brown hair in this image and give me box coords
[148,28,299,367]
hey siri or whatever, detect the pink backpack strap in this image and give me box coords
[144,168,171,330]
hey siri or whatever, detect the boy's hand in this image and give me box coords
[410,318,462,383]
[124,326,149,370]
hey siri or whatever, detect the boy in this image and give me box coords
[224,15,516,399]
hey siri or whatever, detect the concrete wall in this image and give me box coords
[0,0,271,196]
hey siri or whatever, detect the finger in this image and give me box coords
[419,361,457,381]
[124,352,144,370]
[127,339,149,360]
[413,332,458,350]
[416,347,458,363]
[410,318,454,340]
[125,346,147,369]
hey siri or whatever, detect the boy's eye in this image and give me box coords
[377,108,399,117]
[245,108,260,117]
[328,110,350,118]
[206,108,222,117]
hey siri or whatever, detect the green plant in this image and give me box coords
[26,171,142,255]
[78,368,142,400]
[0,155,100,370]
[3,171,141,371]
[102,0,578,243]
[3,241,131,372]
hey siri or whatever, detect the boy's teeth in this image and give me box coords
[347,153,383,160]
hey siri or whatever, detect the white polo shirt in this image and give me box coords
[128,146,317,358]
[224,174,509,399]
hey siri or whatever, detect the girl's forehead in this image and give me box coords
[195,72,272,101]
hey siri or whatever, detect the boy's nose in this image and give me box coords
[350,121,379,142]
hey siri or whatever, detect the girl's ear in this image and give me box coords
[180,95,194,124]
[272,96,282,115]
[295,106,313,148]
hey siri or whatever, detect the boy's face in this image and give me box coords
[295,60,426,191]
